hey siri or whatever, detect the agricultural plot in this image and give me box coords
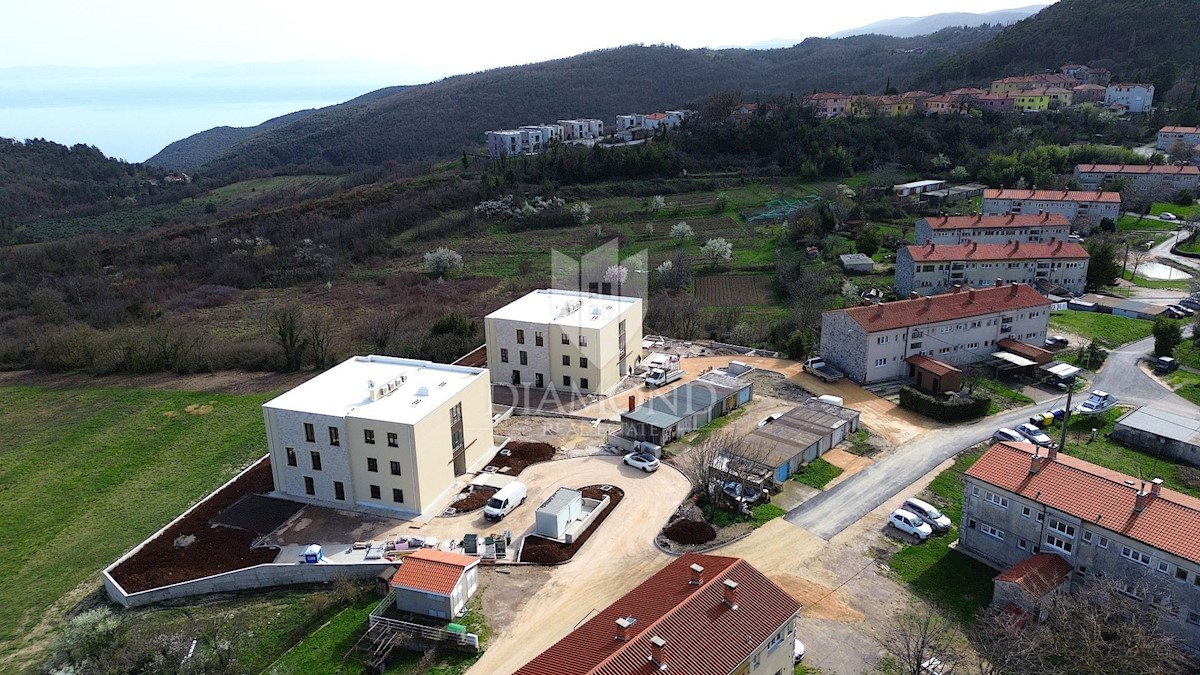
[695,274,776,307]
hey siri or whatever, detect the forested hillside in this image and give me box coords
[915,0,1200,94]
[146,109,318,170]
[0,139,156,222]
[183,28,1001,176]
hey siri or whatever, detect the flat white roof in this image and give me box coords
[486,289,640,328]
[895,179,945,189]
[263,355,486,424]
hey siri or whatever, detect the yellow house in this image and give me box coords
[263,355,498,519]
[1012,87,1072,111]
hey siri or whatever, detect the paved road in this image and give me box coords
[786,334,1198,539]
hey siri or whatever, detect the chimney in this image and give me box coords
[860,298,872,307]
[1151,478,1163,496]
[929,242,935,251]
[1050,236,1055,243]
[1042,211,1050,222]
[909,291,920,299]
[615,616,636,641]
[1030,451,1043,474]
[1134,487,1148,513]
[1008,214,1015,223]
[722,579,739,609]
[953,284,962,293]
[1013,240,1020,251]
[628,395,635,412]
[1046,443,1058,461]
[689,563,705,585]
[1056,240,1063,252]
[649,635,667,669]
[876,303,885,317]
[924,296,932,310]
[1010,282,1019,296]
[968,289,976,303]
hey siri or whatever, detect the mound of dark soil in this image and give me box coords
[450,486,497,513]
[490,441,557,476]
[662,519,717,546]
[519,485,624,564]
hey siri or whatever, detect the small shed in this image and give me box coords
[991,553,1073,620]
[905,354,962,394]
[997,338,1053,366]
[1112,406,1200,467]
[739,399,861,483]
[839,253,875,274]
[536,487,584,539]
[390,549,480,620]
[621,375,753,446]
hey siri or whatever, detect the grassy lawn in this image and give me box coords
[972,377,1035,414]
[683,408,746,446]
[1049,310,1153,348]
[1164,369,1200,409]
[0,385,273,668]
[793,458,845,489]
[1179,236,1200,254]
[888,449,996,625]
[1120,269,1194,290]
[1117,214,1175,231]
[1150,202,1200,219]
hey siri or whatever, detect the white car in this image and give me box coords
[793,638,806,664]
[992,428,1025,444]
[758,413,783,428]
[722,481,761,504]
[1075,390,1118,416]
[889,508,933,540]
[1160,212,1178,221]
[1015,423,1058,449]
[902,497,952,532]
[623,451,660,473]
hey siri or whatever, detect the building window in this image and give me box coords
[1082,531,1093,544]
[563,376,571,387]
[1018,539,1027,550]
[1121,545,1151,566]
[1158,561,1171,574]
[520,351,528,365]
[1045,534,1073,554]
[286,447,297,466]
[450,402,463,423]
[393,488,404,503]
[304,423,315,443]
[390,460,402,476]
[984,491,1010,508]
[875,358,887,367]
[535,331,544,346]
[561,333,570,344]
[516,329,524,344]
[579,335,588,347]
[329,426,340,446]
[1188,612,1200,626]
[334,481,345,501]
[971,486,980,497]
[580,378,589,390]
[387,432,398,447]
[364,429,375,444]
[981,523,1004,540]
[1176,567,1189,582]
[370,484,380,499]
[500,348,509,363]
[367,457,378,472]
[1021,506,1031,519]
[1098,536,1108,549]
[304,476,315,495]
[562,355,571,366]
[580,357,588,369]
[310,451,322,471]
[1048,518,1075,538]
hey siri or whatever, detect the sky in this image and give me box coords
[0,0,1052,161]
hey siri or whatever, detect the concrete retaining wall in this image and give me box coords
[564,495,611,545]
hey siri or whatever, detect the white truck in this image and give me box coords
[803,357,844,383]
[645,368,685,388]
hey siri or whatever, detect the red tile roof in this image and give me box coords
[809,92,850,100]
[904,240,1088,262]
[834,284,1050,333]
[983,189,1122,204]
[1073,83,1107,91]
[902,90,936,99]
[514,554,800,675]
[1076,163,1199,176]
[390,549,478,596]
[922,214,1071,230]
[1161,126,1200,134]
[997,338,1052,362]
[905,354,961,377]
[967,442,1200,565]
[995,553,1073,598]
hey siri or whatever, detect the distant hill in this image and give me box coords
[0,138,154,221]
[176,29,1000,176]
[913,0,1200,92]
[146,109,319,170]
[829,4,1048,39]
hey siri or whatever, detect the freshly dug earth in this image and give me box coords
[519,485,624,564]
[110,459,280,593]
[450,486,498,513]
[662,519,717,546]
[491,441,557,476]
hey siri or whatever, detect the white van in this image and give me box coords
[484,481,527,522]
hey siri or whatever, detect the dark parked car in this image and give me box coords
[1043,336,1069,349]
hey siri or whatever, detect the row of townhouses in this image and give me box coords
[1158,125,1200,152]
[486,110,696,158]
[914,213,1072,244]
[1074,163,1199,196]
[961,441,1200,651]
[895,239,1089,297]
[980,188,1122,225]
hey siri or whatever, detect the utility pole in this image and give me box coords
[1059,386,1073,451]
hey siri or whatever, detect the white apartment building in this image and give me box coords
[262,355,497,518]
[1105,83,1155,113]
[557,118,604,139]
[484,289,643,394]
[896,240,1089,297]
[616,114,645,130]
[981,189,1121,225]
[819,284,1051,385]
[1074,163,1199,196]
[1157,125,1200,151]
[485,124,563,158]
[915,213,1072,245]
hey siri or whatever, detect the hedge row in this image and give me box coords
[899,386,990,422]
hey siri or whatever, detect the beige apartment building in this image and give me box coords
[484,289,643,394]
[262,355,497,519]
[1073,163,1199,196]
[895,240,1089,297]
[915,213,1072,245]
[819,284,1051,385]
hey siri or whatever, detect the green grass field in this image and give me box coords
[1048,310,1153,348]
[1116,214,1176,232]
[888,449,996,625]
[1150,202,1200,220]
[792,458,844,489]
[1119,269,1194,290]
[0,385,273,667]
